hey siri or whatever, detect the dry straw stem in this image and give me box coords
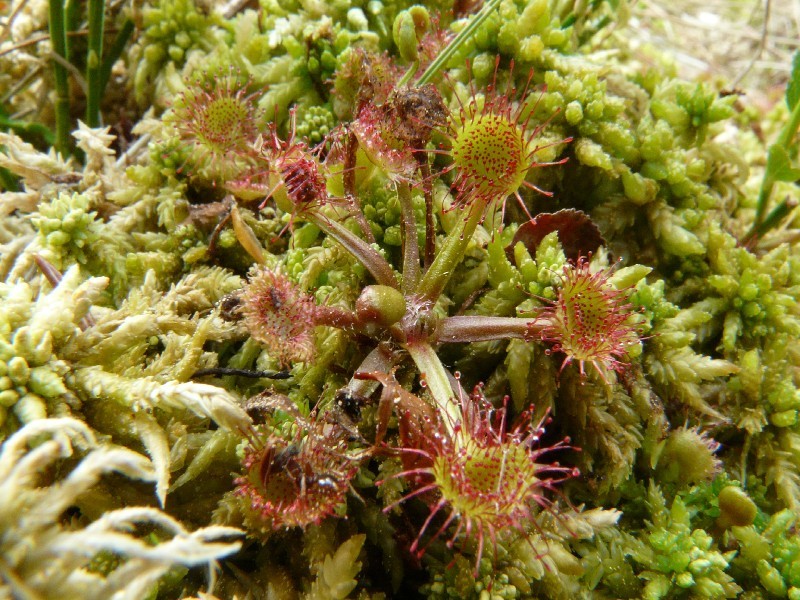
[0,418,242,599]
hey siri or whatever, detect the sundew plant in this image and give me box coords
[1,0,800,597]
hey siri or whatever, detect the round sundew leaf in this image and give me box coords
[235,417,360,531]
[238,267,317,366]
[536,256,641,379]
[441,62,568,222]
[451,111,530,204]
[172,69,262,181]
[373,375,578,570]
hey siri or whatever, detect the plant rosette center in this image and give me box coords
[393,296,441,344]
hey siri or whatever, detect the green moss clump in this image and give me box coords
[2,0,800,598]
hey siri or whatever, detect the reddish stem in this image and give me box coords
[438,315,551,343]
[343,128,376,243]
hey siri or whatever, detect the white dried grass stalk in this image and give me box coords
[133,410,171,507]
[0,418,243,599]
[71,367,252,433]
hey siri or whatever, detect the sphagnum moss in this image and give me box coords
[1,0,799,598]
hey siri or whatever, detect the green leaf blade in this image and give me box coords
[766,145,800,182]
[786,51,800,110]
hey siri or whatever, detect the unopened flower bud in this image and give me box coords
[717,486,757,528]
[7,356,30,386]
[356,285,406,328]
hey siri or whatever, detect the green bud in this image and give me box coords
[429,582,445,595]
[565,101,583,125]
[688,558,712,575]
[393,7,430,63]
[717,486,757,528]
[47,230,71,246]
[346,8,369,31]
[519,36,544,61]
[0,375,10,390]
[757,560,787,597]
[675,572,694,588]
[709,275,738,297]
[320,50,337,73]
[143,43,164,63]
[743,301,762,318]
[739,349,762,401]
[519,0,549,35]
[7,356,30,386]
[707,99,735,122]
[471,53,495,81]
[764,509,795,538]
[621,171,653,205]
[767,382,797,412]
[497,21,520,55]
[13,327,53,364]
[585,99,604,120]
[609,265,652,289]
[13,393,46,423]
[574,138,613,170]
[641,161,669,181]
[626,340,643,359]
[516,249,538,284]
[694,578,725,598]
[174,30,191,49]
[685,158,707,180]
[545,28,568,47]
[27,367,67,398]
[383,226,401,246]
[168,44,184,62]
[643,575,671,598]
[770,409,798,428]
[356,285,406,328]
[566,80,583,100]
[0,389,19,408]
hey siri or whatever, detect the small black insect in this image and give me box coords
[218,291,243,321]
[259,444,303,492]
[268,286,285,310]
[334,388,368,420]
